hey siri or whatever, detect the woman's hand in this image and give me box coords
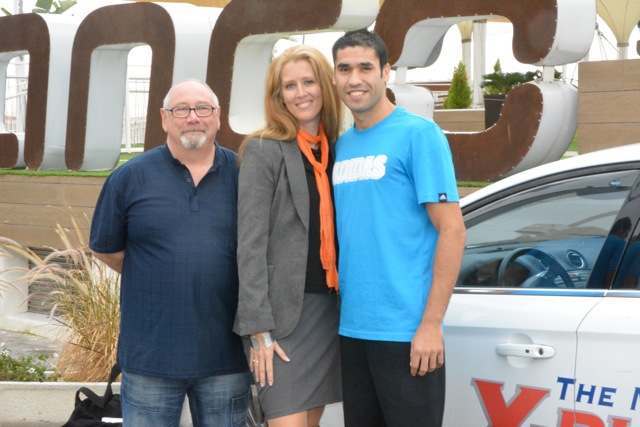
[250,332,290,387]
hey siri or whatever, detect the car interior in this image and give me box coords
[457,169,640,289]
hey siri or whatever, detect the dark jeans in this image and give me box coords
[340,336,446,427]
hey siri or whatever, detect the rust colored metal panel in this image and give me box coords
[448,84,543,182]
[376,0,555,181]
[0,14,49,169]
[136,0,230,5]
[0,133,18,169]
[207,0,343,152]
[65,2,175,170]
[376,0,558,66]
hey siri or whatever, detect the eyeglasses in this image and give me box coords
[165,105,217,118]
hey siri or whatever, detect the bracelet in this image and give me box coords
[250,332,274,349]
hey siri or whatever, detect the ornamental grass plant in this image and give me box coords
[0,217,120,382]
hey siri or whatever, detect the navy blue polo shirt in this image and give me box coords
[90,143,248,379]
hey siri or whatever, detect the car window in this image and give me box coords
[459,170,639,289]
[613,220,640,289]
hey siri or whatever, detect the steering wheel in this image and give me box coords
[497,247,574,288]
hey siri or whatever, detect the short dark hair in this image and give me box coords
[332,28,388,71]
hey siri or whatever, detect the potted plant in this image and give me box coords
[481,59,541,128]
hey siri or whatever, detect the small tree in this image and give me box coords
[443,61,472,109]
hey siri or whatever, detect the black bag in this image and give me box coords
[62,363,122,427]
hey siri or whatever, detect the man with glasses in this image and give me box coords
[90,79,250,426]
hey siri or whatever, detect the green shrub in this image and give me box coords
[443,61,472,109]
[0,343,59,382]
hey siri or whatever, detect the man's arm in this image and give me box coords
[92,250,125,275]
[410,202,466,376]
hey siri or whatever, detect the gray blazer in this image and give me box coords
[233,137,320,339]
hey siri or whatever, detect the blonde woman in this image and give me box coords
[234,45,343,427]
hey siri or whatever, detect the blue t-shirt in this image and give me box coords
[333,107,459,342]
[90,144,248,379]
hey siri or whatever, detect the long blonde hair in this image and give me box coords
[239,45,343,159]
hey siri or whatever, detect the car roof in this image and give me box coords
[461,143,640,207]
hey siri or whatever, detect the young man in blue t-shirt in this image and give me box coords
[332,29,466,427]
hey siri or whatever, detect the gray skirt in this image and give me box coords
[252,292,342,420]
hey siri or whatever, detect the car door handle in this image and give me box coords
[496,343,556,359]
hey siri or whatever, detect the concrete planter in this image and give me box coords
[0,380,345,426]
[0,381,120,426]
[483,93,506,129]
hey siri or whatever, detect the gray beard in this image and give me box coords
[180,133,206,150]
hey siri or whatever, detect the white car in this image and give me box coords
[445,144,640,426]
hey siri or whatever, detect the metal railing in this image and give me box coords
[4,75,151,151]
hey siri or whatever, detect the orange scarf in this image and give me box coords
[296,125,339,291]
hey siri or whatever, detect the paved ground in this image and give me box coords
[0,329,344,426]
[0,329,63,367]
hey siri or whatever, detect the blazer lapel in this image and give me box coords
[281,139,309,231]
